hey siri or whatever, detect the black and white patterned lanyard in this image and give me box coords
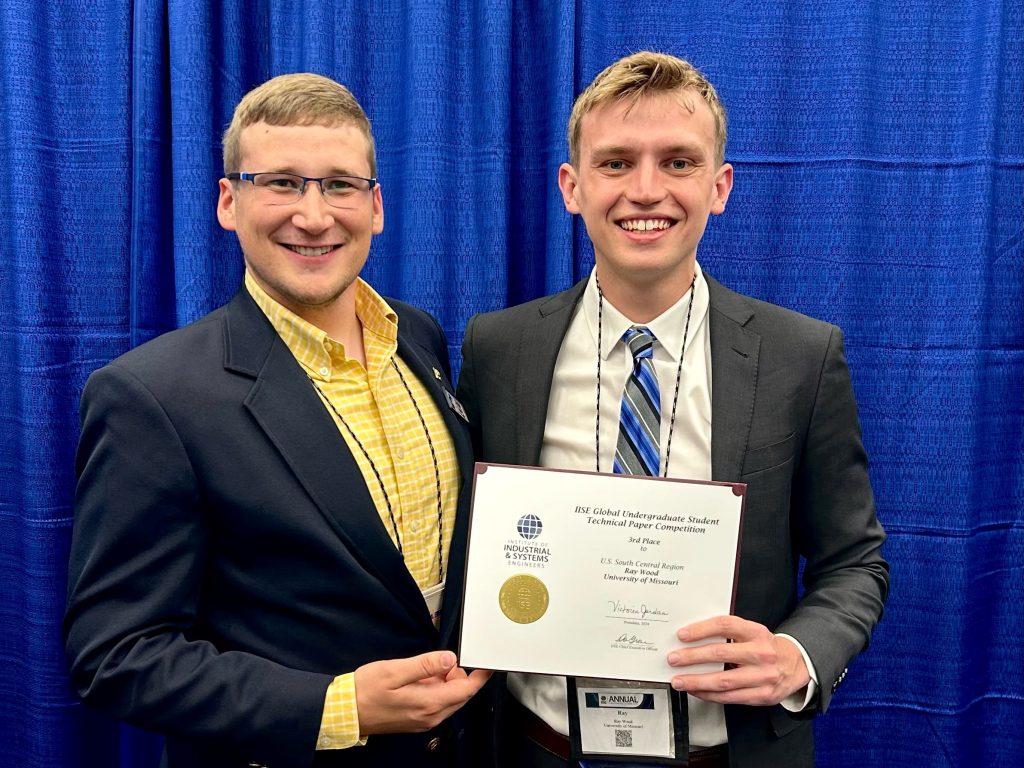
[594,273,697,477]
[309,358,445,579]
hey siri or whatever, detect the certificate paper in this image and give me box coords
[459,463,745,683]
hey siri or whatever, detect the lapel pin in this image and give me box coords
[433,367,442,380]
[444,389,469,421]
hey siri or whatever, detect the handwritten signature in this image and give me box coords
[615,633,654,646]
[608,599,670,621]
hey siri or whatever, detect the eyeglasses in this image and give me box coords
[227,172,377,208]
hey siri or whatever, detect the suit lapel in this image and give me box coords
[395,331,474,485]
[515,280,588,464]
[223,291,435,634]
[393,330,474,646]
[706,275,760,482]
[507,276,758,479]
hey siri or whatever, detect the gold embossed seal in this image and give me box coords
[498,574,549,624]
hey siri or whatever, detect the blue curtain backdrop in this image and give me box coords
[0,0,1021,766]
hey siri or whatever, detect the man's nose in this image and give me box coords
[626,161,666,205]
[291,181,335,231]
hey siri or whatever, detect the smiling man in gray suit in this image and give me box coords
[457,52,889,768]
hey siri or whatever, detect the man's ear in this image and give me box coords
[371,182,384,235]
[557,163,581,214]
[711,162,733,215]
[217,178,237,231]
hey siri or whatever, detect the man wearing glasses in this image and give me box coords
[65,73,489,768]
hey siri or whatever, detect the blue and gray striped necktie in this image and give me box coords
[613,326,660,477]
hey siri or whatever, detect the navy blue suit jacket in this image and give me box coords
[65,288,477,768]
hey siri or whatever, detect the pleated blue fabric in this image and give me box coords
[0,1,1021,767]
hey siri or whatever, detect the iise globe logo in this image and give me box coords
[517,513,543,539]
[505,514,550,566]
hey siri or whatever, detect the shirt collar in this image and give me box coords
[244,271,398,377]
[582,261,709,363]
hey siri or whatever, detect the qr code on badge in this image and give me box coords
[615,729,632,748]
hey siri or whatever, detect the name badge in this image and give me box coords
[422,581,445,629]
[568,677,687,765]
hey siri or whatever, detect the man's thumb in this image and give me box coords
[417,650,457,680]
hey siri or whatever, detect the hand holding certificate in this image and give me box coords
[459,463,745,683]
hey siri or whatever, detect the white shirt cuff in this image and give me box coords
[775,633,819,712]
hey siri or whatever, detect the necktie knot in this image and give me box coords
[623,326,656,365]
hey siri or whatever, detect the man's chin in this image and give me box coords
[270,279,357,314]
[599,256,693,287]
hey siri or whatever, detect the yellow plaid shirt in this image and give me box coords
[246,273,459,750]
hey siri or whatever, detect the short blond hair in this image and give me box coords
[567,51,728,167]
[222,72,376,175]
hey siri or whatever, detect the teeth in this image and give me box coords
[291,245,333,256]
[620,219,670,232]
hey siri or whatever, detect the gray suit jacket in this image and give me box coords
[456,274,889,768]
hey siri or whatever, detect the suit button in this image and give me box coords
[426,736,442,752]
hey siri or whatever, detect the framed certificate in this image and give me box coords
[458,463,745,682]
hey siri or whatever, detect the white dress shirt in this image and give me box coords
[508,263,817,749]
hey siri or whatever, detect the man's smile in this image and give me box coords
[617,217,674,232]
[283,243,340,257]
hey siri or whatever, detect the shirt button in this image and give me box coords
[319,735,332,747]
[410,521,419,532]
[426,736,442,752]
[318,366,330,377]
[395,447,405,460]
